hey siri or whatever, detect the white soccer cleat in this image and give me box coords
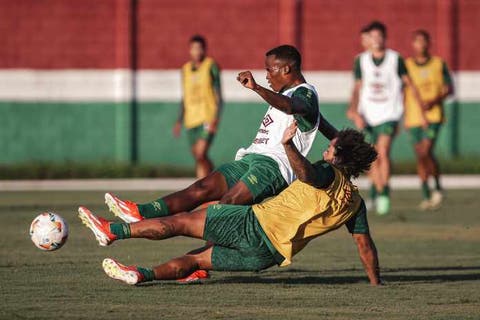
[78,206,116,246]
[105,192,143,223]
[429,190,444,210]
[102,258,143,285]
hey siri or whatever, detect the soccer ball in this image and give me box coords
[29,212,69,251]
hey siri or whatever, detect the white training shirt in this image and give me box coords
[235,83,320,185]
[358,49,404,126]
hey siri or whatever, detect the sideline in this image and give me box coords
[0,175,479,191]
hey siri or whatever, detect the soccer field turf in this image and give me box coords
[1,190,479,320]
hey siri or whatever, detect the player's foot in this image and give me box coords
[418,199,432,211]
[105,192,143,223]
[429,190,443,210]
[177,270,209,284]
[102,258,144,285]
[78,206,116,246]
[376,195,390,215]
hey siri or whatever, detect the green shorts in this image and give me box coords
[345,200,369,234]
[365,121,398,144]
[409,123,442,145]
[186,124,214,146]
[215,154,288,203]
[203,204,284,271]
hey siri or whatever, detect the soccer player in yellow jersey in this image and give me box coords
[79,122,382,286]
[173,35,223,178]
[405,30,453,210]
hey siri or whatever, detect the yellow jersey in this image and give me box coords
[404,56,449,127]
[182,57,218,129]
[252,167,362,266]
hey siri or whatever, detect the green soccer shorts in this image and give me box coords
[186,124,215,146]
[203,204,284,271]
[365,121,399,144]
[408,123,442,145]
[215,153,288,203]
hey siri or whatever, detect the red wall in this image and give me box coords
[0,0,478,70]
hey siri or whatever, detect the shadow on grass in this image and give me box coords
[137,265,480,287]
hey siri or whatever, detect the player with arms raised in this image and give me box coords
[405,30,453,210]
[79,123,381,286]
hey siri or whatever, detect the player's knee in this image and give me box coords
[187,177,216,199]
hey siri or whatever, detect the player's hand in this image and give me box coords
[172,121,182,138]
[282,120,298,145]
[237,71,258,90]
[420,114,429,130]
[353,115,366,130]
[205,119,219,134]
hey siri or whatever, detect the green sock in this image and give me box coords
[434,176,442,191]
[109,223,131,239]
[421,181,431,200]
[369,185,377,200]
[137,198,170,218]
[381,185,390,197]
[137,267,155,282]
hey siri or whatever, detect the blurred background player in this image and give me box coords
[404,30,453,210]
[347,21,425,215]
[173,35,223,179]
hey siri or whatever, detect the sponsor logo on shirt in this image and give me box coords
[262,114,274,127]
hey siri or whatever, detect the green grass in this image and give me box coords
[1,190,479,320]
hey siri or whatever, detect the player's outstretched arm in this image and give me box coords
[237,71,311,116]
[282,121,328,188]
[352,233,382,285]
[318,114,338,140]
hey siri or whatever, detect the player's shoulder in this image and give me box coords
[292,83,318,99]
[430,55,446,66]
[386,48,401,57]
[181,60,192,70]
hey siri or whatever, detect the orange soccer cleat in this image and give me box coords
[177,270,210,284]
[78,206,117,246]
[104,192,144,223]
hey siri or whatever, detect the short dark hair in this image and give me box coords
[368,21,387,37]
[333,129,377,179]
[190,34,207,49]
[413,29,430,43]
[266,45,302,70]
[360,24,370,34]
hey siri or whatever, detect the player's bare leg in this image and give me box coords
[415,140,431,210]
[128,209,207,240]
[416,139,443,210]
[375,135,393,215]
[191,139,214,179]
[102,246,213,285]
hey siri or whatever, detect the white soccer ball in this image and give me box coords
[29,212,69,251]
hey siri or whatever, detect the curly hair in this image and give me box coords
[333,129,377,178]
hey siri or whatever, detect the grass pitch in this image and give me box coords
[1,189,479,320]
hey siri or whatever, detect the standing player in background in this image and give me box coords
[347,21,425,215]
[173,35,223,179]
[405,30,453,210]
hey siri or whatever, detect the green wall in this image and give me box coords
[0,101,477,166]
